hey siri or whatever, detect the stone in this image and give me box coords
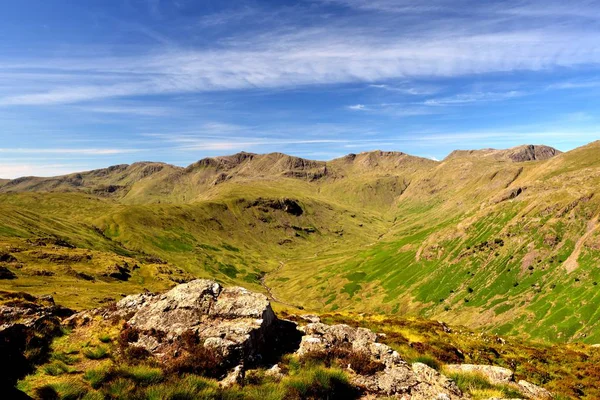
[220,365,244,388]
[444,364,514,385]
[265,364,284,380]
[0,293,73,392]
[297,323,465,399]
[517,380,553,400]
[119,280,277,366]
[299,314,321,323]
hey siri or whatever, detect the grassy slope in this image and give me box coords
[268,142,600,343]
[1,145,600,343]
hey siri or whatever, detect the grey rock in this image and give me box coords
[121,280,276,366]
[445,364,514,385]
[517,380,552,400]
[297,322,465,399]
[220,365,244,388]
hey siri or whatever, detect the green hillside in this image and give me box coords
[1,143,600,343]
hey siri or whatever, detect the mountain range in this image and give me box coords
[1,141,599,344]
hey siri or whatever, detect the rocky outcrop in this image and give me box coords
[0,292,73,392]
[445,364,553,400]
[249,198,304,216]
[517,380,553,400]
[297,322,464,399]
[60,281,555,399]
[114,280,278,367]
[506,145,561,162]
[444,364,514,385]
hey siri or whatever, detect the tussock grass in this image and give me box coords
[83,346,109,360]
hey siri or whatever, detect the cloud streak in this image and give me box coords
[1,3,600,107]
[0,148,143,155]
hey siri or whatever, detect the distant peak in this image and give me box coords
[505,145,561,162]
[446,144,561,162]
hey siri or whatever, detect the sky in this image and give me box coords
[1,0,600,178]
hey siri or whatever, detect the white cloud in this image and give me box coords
[348,104,366,110]
[76,105,173,116]
[368,83,440,95]
[547,80,600,90]
[0,148,142,155]
[1,11,600,106]
[0,163,85,179]
[423,91,525,106]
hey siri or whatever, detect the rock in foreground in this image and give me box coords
[298,322,464,399]
[61,280,554,399]
[110,280,280,368]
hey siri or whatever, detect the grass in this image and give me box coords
[16,306,600,399]
[83,346,109,360]
[307,312,600,399]
[3,161,600,343]
[43,361,75,376]
[3,145,600,397]
[447,372,523,400]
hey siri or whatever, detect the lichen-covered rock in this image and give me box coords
[445,364,514,385]
[297,323,465,399]
[517,380,552,400]
[0,292,73,392]
[119,280,277,366]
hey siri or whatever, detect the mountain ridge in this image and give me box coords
[3,141,600,345]
[0,144,561,183]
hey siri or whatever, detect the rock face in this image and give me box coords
[62,281,555,399]
[517,380,553,400]
[506,145,561,162]
[0,293,73,392]
[297,322,465,399]
[444,364,514,385]
[116,280,277,366]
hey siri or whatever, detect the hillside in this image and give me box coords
[2,143,600,346]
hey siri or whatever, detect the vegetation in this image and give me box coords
[11,307,600,399]
[4,144,600,396]
[302,312,600,399]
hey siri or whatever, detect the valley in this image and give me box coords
[1,142,600,344]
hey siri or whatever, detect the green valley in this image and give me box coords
[2,143,600,344]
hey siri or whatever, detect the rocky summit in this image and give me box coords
[4,280,556,399]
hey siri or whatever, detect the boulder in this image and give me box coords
[517,380,552,400]
[444,364,514,385]
[297,323,465,399]
[118,280,277,366]
[0,292,73,391]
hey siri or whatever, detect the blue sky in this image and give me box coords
[1,0,600,178]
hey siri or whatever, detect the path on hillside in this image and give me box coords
[564,214,600,273]
[260,261,301,309]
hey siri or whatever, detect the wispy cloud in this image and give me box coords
[347,104,366,110]
[346,102,437,117]
[368,83,440,95]
[424,91,525,106]
[0,163,86,179]
[76,105,173,116]
[0,148,143,155]
[547,79,600,90]
[1,7,600,107]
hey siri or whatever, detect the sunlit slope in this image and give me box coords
[0,183,389,308]
[3,144,600,343]
[267,142,600,343]
[0,151,437,213]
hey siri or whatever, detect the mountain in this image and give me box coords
[446,144,561,162]
[4,142,600,345]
